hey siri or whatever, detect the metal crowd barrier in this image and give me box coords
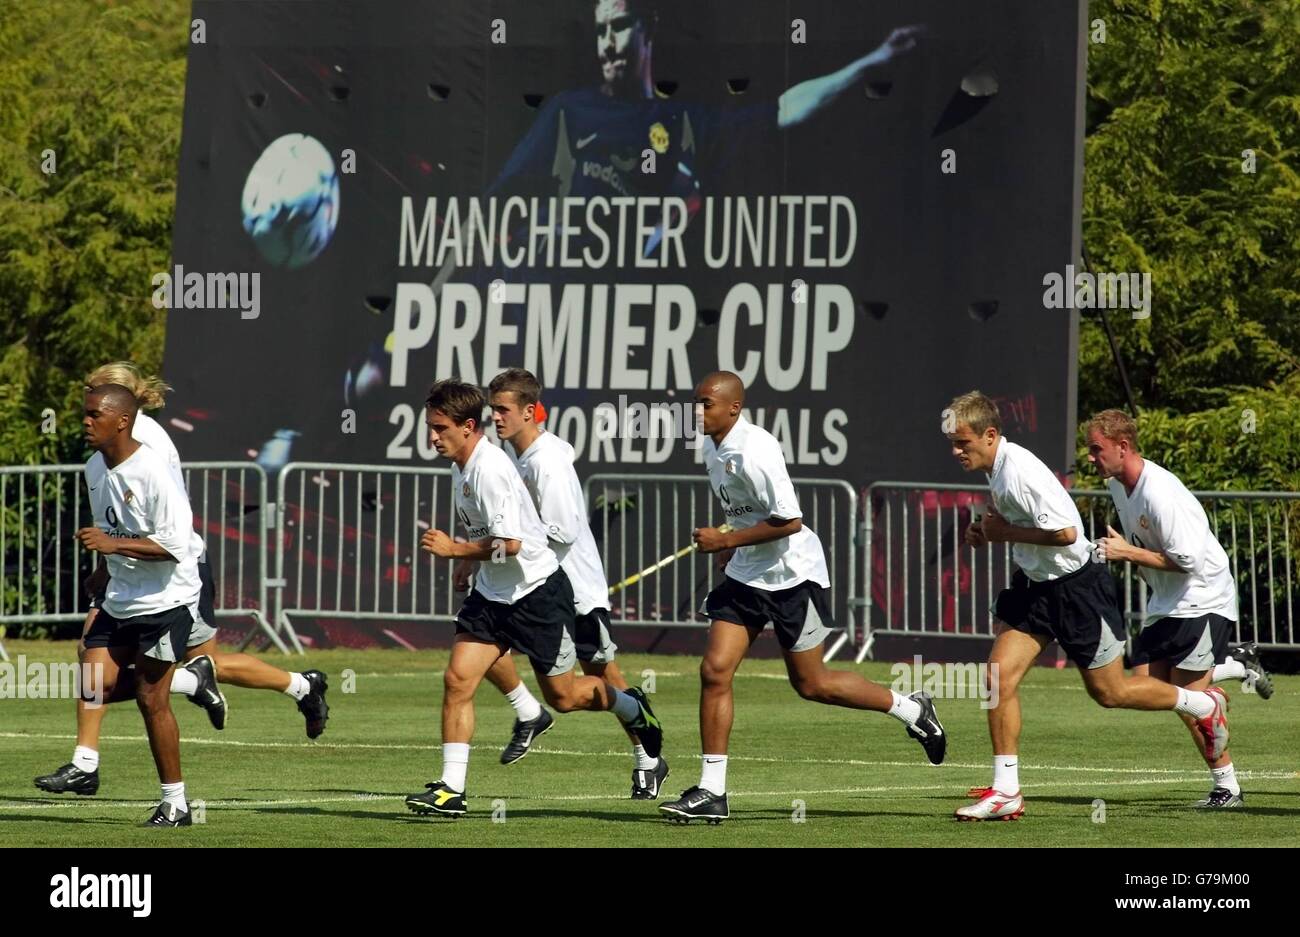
[264,463,458,652]
[0,462,278,657]
[859,481,1299,660]
[583,473,859,660]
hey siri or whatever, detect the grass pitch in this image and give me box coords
[1,640,1296,846]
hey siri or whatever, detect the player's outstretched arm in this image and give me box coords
[777,24,924,129]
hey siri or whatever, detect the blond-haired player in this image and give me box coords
[1085,409,1248,808]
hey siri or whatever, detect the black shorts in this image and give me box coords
[455,569,577,676]
[573,607,618,664]
[994,562,1126,669]
[702,576,833,653]
[93,559,217,648]
[84,604,196,663]
[1136,613,1233,672]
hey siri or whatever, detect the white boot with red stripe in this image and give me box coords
[955,786,1025,821]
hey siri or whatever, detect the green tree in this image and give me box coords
[0,0,187,466]
[1079,0,1300,491]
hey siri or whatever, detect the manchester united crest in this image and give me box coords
[649,121,669,155]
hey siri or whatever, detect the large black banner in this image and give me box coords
[165,0,1085,485]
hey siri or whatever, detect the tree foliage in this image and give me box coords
[0,0,186,465]
[1078,0,1300,490]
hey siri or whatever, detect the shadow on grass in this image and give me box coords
[244,803,915,824]
[0,812,125,827]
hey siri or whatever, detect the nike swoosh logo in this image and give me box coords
[576,133,597,149]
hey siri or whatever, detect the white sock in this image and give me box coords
[611,689,641,723]
[1213,659,1246,682]
[505,682,543,722]
[700,754,727,796]
[993,754,1020,795]
[1174,687,1215,719]
[886,690,922,726]
[441,742,470,793]
[72,745,99,773]
[1211,762,1241,796]
[171,668,199,696]
[284,673,310,700]
[161,780,187,811]
[633,743,657,771]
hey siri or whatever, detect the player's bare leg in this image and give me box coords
[698,618,760,756]
[535,662,663,759]
[783,646,894,710]
[536,667,612,710]
[484,650,556,764]
[987,626,1048,756]
[1081,658,1179,709]
[190,643,288,689]
[784,642,948,760]
[443,634,507,743]
[955,625,1046,820]
[135,655,181,782]
[406,633,505,817]
[134,650,191,825]
[658,619,756,824]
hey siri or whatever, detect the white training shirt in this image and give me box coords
[508,430,609,615]
[1106,460,1238,624]
[85,444,202,618]
[133,412,206,562]
[702,416,830,590]
[986,438,1092,582]
[452,437,558,604]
